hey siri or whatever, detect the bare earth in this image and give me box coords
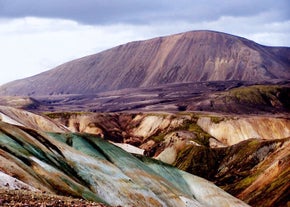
[0,189,111,207]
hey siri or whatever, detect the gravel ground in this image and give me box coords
[0,189,111,207]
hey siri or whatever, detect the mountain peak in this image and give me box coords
[1,30,289,96]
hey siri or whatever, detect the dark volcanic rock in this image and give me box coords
[0,30,289,96]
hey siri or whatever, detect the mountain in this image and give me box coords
[44,111,290,207]
[0,30,289,96]
[0,106,289,206]
[0,30,289,206]
[0,106,251,207]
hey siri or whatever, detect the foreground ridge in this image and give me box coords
[0,107,250,207]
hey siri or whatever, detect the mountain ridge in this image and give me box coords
[0,107,252,207]
[0,106,288,206]
[1,30,290,96]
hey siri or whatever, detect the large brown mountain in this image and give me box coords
[0,30,290,96]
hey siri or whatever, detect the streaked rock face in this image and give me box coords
[197,116,290,145]
[0,29,288,207]
[53,111,290,147]
[45,111,290,206]
[215,138,290,207]
[0,107,288,206]
[1,30,289,96]
[0,108,250,207]
[0,106,68,132]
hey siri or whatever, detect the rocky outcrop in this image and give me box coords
[217,138,290,207]
[48,112,290,146]
[0,119,249,207]
[172,138,290,207]
[0,106,68,132]
[0,106,288,206]
[45,111,290,206]
[1,30,289,96]
[197,116,290,145]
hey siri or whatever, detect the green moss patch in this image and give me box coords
[228,85,290,107]
[44,112,90,119]
[173,145,219,180]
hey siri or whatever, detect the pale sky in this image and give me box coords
[0,0,289,85]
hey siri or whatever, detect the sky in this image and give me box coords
[0,0,289,85]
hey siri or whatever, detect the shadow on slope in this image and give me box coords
[173,138,290,207]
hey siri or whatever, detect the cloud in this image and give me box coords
[0,0,289,25]
[186,13,290,46]
[0,17,156,85]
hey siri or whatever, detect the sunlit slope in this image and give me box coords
[0,121,249,207]
[0,106,68,132]
[0,106,288,206]
[48,112,290,146]
[1,30,289,96]
[46,111,290,207]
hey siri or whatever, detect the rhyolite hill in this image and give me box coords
[0,30,290,96]
[0,106,289,206]
[0,30,289,207]
[0,106,253,207]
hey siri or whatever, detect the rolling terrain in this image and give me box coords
[0,106,251,207]
[0,30,289,206]
[42,111,290,207]
[0,82,289,115]
[0,107,289,206]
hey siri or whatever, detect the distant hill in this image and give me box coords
[0,30,289,96]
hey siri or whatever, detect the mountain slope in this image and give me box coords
[45,111,290,207]
[0,115,250,206]
[0,30,289,96]
[0,106,68,132]
[0,106,288,206]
